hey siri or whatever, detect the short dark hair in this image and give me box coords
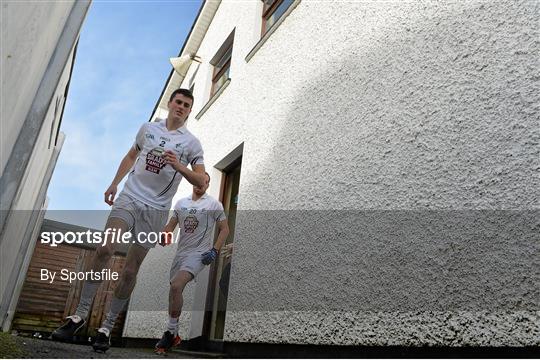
[169,88,194,105]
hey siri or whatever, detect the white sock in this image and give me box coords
[166,317,179,335]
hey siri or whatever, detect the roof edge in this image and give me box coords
[148,0,221,122]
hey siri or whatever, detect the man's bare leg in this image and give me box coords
[154,271,193,353]
[169,270,194,319]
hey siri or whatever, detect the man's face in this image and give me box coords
[193,175,210,196]
[168,94,193,122]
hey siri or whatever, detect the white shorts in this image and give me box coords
[169,252,205,281]
[108,192,168,250]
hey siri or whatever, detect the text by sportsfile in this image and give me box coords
[40,229,180,247]
[41,268,118,284]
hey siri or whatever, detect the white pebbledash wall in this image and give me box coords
[127,1,539,346]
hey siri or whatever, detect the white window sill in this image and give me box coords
[195,79,231,120]
[245,0,302,63]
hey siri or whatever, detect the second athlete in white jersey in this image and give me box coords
[173,194,226,256]
[155,173,229,354]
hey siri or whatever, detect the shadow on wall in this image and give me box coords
[227,1,540,313]
[244,1,539,210]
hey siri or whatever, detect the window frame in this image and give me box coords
[261,0,294,36]
[246,0,301,62]
[210,42,233,97]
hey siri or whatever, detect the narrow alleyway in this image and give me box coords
[3,334,224,359]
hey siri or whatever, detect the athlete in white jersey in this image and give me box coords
[52,89,206,353]
[154,173,229,354]
[123,120,204,209]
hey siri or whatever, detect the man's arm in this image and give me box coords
[104,147,139,205]
[201,219,229,265]
[163,150,206,187]
[159,216,179,246]
[213,219,230,251]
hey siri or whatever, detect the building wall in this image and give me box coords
[0,1,74,175]
[0,43,72,327]
[0,0,89,330]
[130,0,539,346]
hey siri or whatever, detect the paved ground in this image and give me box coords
[6,335,220,359]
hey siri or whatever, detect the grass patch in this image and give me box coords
[0,332,25,358]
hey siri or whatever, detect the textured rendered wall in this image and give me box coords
[131,0,539,345]
[1,1,74,175]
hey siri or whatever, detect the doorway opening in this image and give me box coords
[204,148,242,341]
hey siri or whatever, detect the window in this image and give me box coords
[211,46,231,96]
[245,0,301,62]
[195,31,235,120]
[261,0,294,36]
[210,31,234,97]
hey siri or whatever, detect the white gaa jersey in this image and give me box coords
[174,194,226,254]
[122,120,204,209]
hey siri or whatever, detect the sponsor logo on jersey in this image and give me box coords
[145,133,154,139]
[145,147,167,174]
[184,215,199,233]
[160,136,171,142]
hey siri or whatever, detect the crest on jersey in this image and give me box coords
[145,147,167,174]
[184,215,199,233]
